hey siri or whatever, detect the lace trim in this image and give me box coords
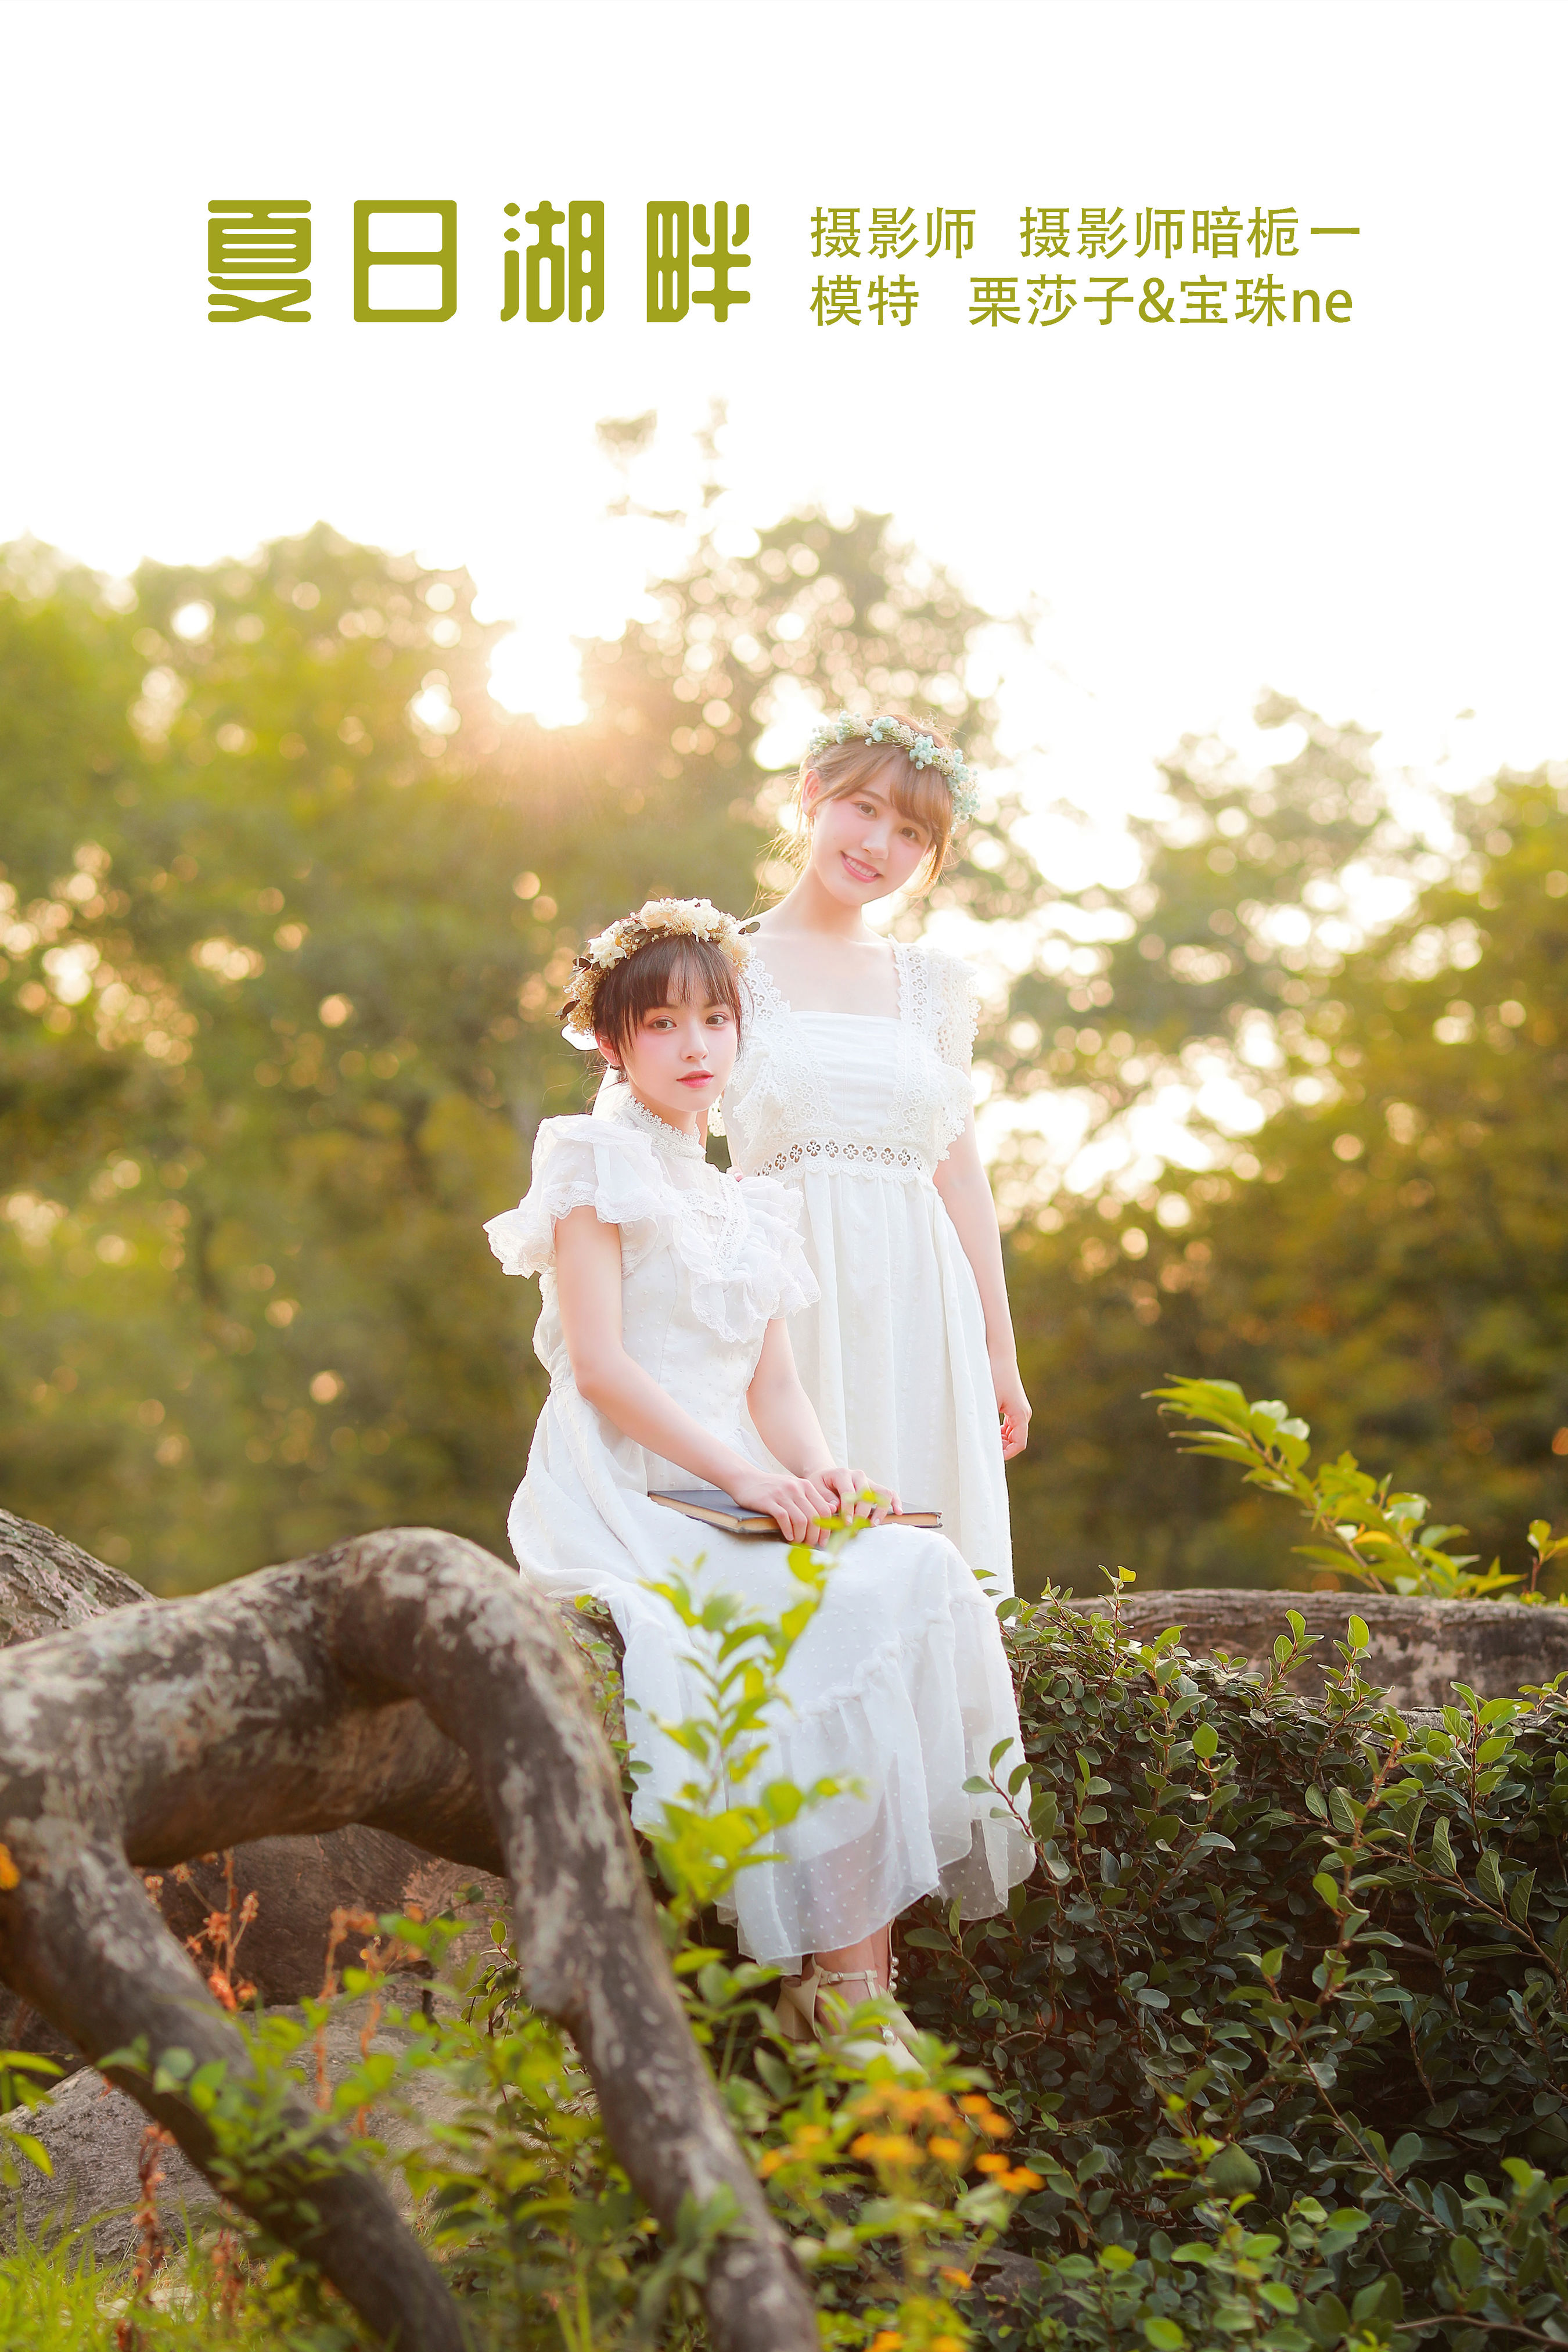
[743,955,792,1023]
[891,939,926,1040]
[620,1091,705,1160]
[727,942,971,1174]
[753,1137,933,1180]
[928,949,980,1072]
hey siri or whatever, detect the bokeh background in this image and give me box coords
[2,1,1565,1598]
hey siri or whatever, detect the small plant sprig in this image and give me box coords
[1149,1377,1531,1601]
[0,2046,60,2189]
[641,1522,846,1929]
[1526,1519,1568,1603]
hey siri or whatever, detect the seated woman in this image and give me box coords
[484,898,1031,2055]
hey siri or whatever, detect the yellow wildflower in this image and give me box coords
[974,2152,1009,2175]
[927,2135,963,2163]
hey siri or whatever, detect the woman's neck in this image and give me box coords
[623,1082,702,1142]
[760,866,882,943]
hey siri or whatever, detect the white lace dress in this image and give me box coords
[484,1087,1031,1965]
[720,941,1014,1595]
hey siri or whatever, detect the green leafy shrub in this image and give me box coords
[901,1591,1568,2345]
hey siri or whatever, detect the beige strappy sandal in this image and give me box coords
[774,1966,823,2044]
[814,1959,925,2073]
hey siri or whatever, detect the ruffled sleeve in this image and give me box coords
[734,1173,819,1321]
[483,1116,667,1280]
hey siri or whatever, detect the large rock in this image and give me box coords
[1070,1588,1568,1709]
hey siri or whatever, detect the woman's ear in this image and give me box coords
[800,767,822,817]
[596,1033,623,1071]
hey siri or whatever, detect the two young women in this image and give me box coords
[486,713,1034,2053]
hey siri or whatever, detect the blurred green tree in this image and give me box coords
[6,494,1563,1611]
[1001,752,1568,1598]
[0,491,1019,1591]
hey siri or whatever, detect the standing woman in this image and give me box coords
[721,711,1030,1595]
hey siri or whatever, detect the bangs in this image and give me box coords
[593,932,744,1060]
[873,753,955,840]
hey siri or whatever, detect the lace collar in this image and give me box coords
[618,1090,706,1162]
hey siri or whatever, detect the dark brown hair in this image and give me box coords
[592,932,745,1068]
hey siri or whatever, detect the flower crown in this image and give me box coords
[805,711,980,822]
[559,897,752,1048]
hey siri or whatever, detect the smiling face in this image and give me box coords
[802,757,936,911]
[598,983,740,1132]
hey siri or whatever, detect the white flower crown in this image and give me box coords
[805,710,980,822]
[560,897,752,1048]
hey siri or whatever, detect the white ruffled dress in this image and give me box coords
[721,941,1014,1596]
[485,1087,1031,1965]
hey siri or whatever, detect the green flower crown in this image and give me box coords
[805,711,980,822]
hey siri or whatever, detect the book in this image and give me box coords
[648,1488,941,1537]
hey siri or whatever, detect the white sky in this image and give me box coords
[5,0,1565,869]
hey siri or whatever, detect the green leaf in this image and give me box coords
[1030,1791,1060,1838]
[1448,2235,1483,2289]
[1206,2142,1261,2192]
[1142,2322,1186,2350]
[1191,1722,1219,1760]
[8,2132,51,2177]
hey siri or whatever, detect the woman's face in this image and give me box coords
[803,765,932,909]
[600,988,739,1129]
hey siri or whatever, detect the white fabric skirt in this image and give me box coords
[779,1171,1014,1598]
[508,1387,1032,1965]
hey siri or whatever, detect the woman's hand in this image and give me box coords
[728,1465,841,1545]
[990,1348,1032,1461]
[818,1467,900,1526]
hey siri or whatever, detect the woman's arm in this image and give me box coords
[932,1114,1032,1459]
[553,1206,840,1542]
